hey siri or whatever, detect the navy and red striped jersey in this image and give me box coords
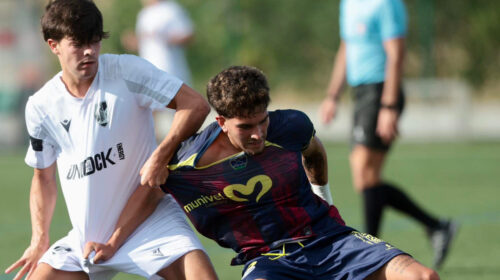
[162,110,352,265]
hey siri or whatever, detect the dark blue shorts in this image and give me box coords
[241,230,406,280]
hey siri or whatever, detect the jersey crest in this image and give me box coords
[229,153,248,170]
[95,101,109,127]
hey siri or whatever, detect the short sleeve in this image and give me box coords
[117,54,183,110]
[24,97,59,169]
[379,0,407,40]
[267,110,316,152]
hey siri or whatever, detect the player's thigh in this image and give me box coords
[156,249,217,280]
[365,254,439,280]
[350,145,386,190]
[31,263,89,280]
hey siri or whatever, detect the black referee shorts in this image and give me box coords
[351,82,405,151]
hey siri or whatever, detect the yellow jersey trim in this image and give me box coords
[167,141,283,171]
[168,153,198,170]
[195,152,245,169]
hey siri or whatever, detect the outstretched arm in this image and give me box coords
[5,163,57,280]
[302,136,333,205]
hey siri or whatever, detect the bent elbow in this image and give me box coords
[198,98,211,118]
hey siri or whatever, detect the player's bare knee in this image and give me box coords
[350,163,379,190]
[354,175,378,192]
[350,167,368,192]
[405,265,439,280]
[183,249,218,280]
[417,268,440,280]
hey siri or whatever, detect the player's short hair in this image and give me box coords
[207,66,271,118]
[41,0,109,44]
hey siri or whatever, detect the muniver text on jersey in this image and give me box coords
[183,174,272,213]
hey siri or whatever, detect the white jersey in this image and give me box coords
[136,0,193,84]
[25,54,182,249]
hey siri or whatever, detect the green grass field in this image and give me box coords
[1,141,499,280]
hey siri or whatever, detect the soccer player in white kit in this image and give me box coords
[5,1,218,280]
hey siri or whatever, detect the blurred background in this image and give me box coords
[0,0,500,147]
[0,0,499,279]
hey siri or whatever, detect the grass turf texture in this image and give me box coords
[1,142,499,280]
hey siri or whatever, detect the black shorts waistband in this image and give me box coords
[353,82,385,90]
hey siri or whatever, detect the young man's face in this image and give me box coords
[218,110,270,155]
[48,37,101,84]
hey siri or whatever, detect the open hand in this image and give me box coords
[319,98,339,124]
[5,243,49,280]
[376,108,399,144]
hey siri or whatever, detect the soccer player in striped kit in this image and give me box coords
[160,66,439,279]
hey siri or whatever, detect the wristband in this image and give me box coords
[330,95,340,102]
[380,103,398,111]
[310,182,333,205]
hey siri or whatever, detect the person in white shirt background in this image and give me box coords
[122,0,195,140]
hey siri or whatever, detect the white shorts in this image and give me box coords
[39,195,205,280]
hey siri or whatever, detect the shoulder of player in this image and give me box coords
[267,109,314,148]
[269,109,311,127]
[25,93,53,134]
[27,74,65,115]
[98,54,148,81]
[183,122,219,150]
[172,122,220,164]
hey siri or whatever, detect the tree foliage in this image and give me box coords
[97,0,500,95]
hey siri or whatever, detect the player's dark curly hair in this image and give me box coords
[41,0,109,44]
[207,66,271,118]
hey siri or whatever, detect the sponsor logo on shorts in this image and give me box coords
[351,231,395,250]
[66,143,125,180]
[182,175,272,213]
[52,245,72,255]
[152,248,164,257]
